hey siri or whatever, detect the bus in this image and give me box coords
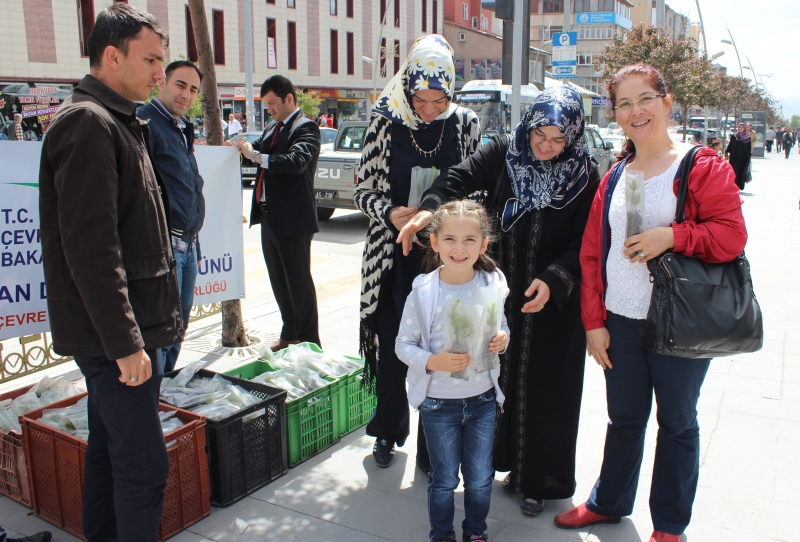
[454,80,542,143]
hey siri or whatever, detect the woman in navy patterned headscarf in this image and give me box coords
[354,35,482,473]
[397,85,601,516]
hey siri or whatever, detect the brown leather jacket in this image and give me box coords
[39,75,183,360]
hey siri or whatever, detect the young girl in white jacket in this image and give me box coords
[395,200,510,542]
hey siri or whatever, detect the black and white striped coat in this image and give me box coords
[354,107,482,324]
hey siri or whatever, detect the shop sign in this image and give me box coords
[592,96,611,106]
[233,87,261,100]
[21,105,60,119]
[312,89,366,99]
[575,12,632,30]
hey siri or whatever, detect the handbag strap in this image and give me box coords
[674,145,704,224]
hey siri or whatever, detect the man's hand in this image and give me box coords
[233,138,254,160]
[426,349,471,372]
[396,210,434,255]
[521,279,550,313]
[389,206,419,232]
[117,350,152,386]
[489,331,508,353]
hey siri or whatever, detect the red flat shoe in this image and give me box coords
[554,503,621,529]
[649,531,681,542]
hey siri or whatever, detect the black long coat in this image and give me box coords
[420,135,600,498]
[726,135,751,190]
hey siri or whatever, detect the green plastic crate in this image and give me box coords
[270,343,376,439]
[223,360,340,467]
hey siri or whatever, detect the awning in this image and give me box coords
[544,77,600,98]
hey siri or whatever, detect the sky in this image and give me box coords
[661,0,800,122]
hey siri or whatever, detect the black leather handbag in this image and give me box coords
[642,146,763,358]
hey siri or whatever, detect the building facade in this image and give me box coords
[0,0,443,135]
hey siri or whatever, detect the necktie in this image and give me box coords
[256,122,285,202]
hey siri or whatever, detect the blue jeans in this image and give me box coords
[161,240,197,372]
[74,350,169,542]
[586,312,710,535]
[419,390,496,541]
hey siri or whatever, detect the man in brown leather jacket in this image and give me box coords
[38,4,181,541]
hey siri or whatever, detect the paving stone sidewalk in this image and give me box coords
[2,152,798,541]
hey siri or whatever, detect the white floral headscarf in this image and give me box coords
[372,34,458,130]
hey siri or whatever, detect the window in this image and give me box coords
[330,30,339,74]
[575,0,589,11]
[212,10,225,65]
[433,0,438,33]
[394,39,400,74]
[287,21,297,69]
[380,0,386,23]
[267,18,277,68]
[543,25,563,39]
[185,6,198,62]
[422,0,427,31]
[481,16,488,30]
[346,32,354,75]
[267,0,275,4]
[394,0,400,27]
[287,0,294,6]
[463,3,468,20]
[347,0,354,17]
[577,51,593,65]
[602,0,614,10]
[380,37,386,75]
[331,0,337,16]
[77,0,94,57]
[543,0,564,13]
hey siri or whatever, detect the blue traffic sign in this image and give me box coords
[552,32,577,47]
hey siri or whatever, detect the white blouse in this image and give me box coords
[604,149,688,320]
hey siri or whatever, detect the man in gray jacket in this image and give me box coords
[39,4,180,541]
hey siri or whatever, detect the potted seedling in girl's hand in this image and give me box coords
[625,169,646,257]
[445,298,483,381]
[473,283,505,374]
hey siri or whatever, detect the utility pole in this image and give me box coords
[244,0,255,131]
[510,0,524,128]
[693,0,708,146]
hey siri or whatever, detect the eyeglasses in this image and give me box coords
[530,128,567,148]
[613,94,667,112]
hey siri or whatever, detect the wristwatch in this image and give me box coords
[251,150,261,164]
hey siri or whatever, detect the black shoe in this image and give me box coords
[521,496,545,516]
[373,438,395,468]
[8,533,53,542]
[463,532,489,542]
[502,474,516,494]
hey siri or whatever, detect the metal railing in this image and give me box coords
[0,302,223,385]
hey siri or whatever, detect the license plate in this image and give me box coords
[242,167,257,174]
[315,190,336,200]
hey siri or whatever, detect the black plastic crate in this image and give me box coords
[163,368,288,507]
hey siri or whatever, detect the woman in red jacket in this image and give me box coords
[554,64,747,542]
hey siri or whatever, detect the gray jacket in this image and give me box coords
[395,267,509,409]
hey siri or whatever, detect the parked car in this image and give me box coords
[314,121,369,220]
[230,131,262,186]
[584,126,615,177]
[603,134,627,157]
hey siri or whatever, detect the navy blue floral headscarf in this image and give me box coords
[502,86,595,231]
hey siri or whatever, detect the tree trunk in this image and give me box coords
[682,104,689,142]
[188,0,249,347]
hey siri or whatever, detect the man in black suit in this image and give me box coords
[232,75,321,350]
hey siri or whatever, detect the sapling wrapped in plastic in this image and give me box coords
[625,169,646,251]
[407,166,439,208]
[444,298,484,381]
[0,409,21,432]
[472,283,505,375]
[10,391,45,417]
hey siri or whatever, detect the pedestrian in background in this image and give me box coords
[765,126,775,153]
[400,86,600,517]
[137,60,206,373]
[725,123,751,190]
[6,113,23,140]
[776,127,783,153]
[227,113,242,138]
[556,63,747,542]
[327,114,334,129]
[354,34,481,473]
[783,128,794,159]
[746,122,757,153]
[231,75,322,351]
[38,4,181,541]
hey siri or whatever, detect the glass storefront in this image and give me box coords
[0,82,74,140]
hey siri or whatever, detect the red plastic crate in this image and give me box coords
[21,392,211,541]
[0,384,34,507]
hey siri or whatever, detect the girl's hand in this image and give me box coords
[586,328,612,370]
[426,349,471,372]
[396,210,434,255]
[521,279,550,313]
[623,227,675,264]
[489,331,507,353]
[389,206,419,231]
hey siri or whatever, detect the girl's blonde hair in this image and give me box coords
[424,200,498,273]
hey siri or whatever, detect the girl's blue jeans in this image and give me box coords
[419,389,496,541]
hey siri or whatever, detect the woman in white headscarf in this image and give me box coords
[354,35,481,471]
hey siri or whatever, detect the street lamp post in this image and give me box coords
[365,0,394,116]
[721,27,743,78]
[693,0,709,145]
